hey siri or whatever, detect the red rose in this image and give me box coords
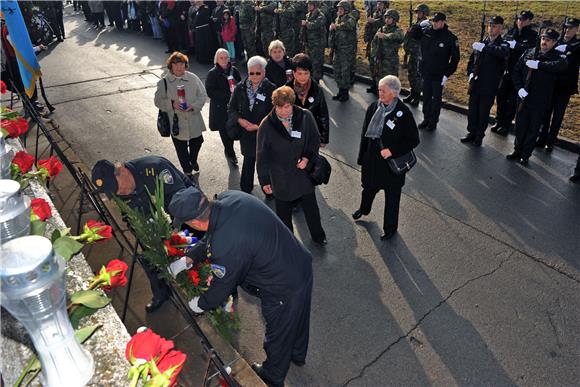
[37,156,62,177]
[156,349,187,386]
[188,269,200,286]
[170,233,188,245]
[31,198,51,221]
[84,219,113,241]
[0,80,6,94]
[101,259,128,291]
[125,328,174,364]
[1,117,29,138]
[11,151,35,174]
[164,240,180,256]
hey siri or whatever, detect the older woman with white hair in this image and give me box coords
[353,75,420,240]
[205,48,242,165]
[227,55,276,194]
[265,40,294,87]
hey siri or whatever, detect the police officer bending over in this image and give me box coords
[168,187,313,387]
[91,155,195,313]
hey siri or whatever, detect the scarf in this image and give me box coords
[365,99,398,139]
[245,78,263,111]
[293,79,312,105]
[276,112,293,134]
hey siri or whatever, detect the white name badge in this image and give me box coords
[256,93,266,101]
[386,120,396,130]
[291,130,302,139]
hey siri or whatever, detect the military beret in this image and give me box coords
[91,160,118,195]
[517,10,534,20]
[489,16,504,25]
[541,28,560,41]
[564,17,579,28]
[431,12,446,22]
[168,186,209,227]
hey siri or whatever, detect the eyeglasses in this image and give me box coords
[249,72,262,76]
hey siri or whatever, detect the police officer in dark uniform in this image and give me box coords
[91,155,196,312]
[168,187,313,387]
[461,16,509,146]
[507,28,567,165]
[418,12,460,131]
[492,10,538,136]
[536,17,580,152]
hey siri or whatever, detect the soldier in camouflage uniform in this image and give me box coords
[275,1,296,57]
[239,0,257,60]
[369,9,404,90]
[320,1,336,31]
[301,1,327,81]
[403,3,429,105]
[256,1,276,55]
[329,0,357,101]
[364,0,387,93]
[294,1,308,51]
[348,0,360,85]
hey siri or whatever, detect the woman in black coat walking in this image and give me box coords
[257,86,327,245]
[227,56,276,194]
[265,40,294,87]
[286,53,329,146]
[353,75,420,240]
[205,48,242,165]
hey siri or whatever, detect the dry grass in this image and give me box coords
[335,1,579,142]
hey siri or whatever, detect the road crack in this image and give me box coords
[342,252,514,386]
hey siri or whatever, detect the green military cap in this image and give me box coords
[414,4,430,16]
[385,9,400,22]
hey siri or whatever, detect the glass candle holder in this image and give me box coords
[0,137,14,179]
[0,179,31,244]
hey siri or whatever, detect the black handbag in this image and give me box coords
[387,150,417,175]
[157,78,171,137]
[308,154,332,185]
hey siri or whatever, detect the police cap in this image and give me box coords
[489,16,504,25]
[431,12,446,22]
[414,4,430,16]
[168,186,210,227]
[385,9,400,22]
[91,160,118,195]
[517,10,534,20]
[541,28,560,41]
[564,17,579,28]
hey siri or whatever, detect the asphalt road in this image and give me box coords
[36,8,580,386]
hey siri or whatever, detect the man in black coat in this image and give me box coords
[492,10,538,136]
[507,28,567,165]
[536,17,580,151]
[418,12,460,131]
[91,156,196,312]
[168,187,313,387]
[461,16,510,146]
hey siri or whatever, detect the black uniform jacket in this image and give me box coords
[265,56,293,87]
[554,36,580,96]
[467,36,510,96]
[512,47,568,108]
[198,190,313,310]
[227,78,276,156]
[504,25,538,73]
[358,99,420,189]
[205,64,242,131]
[420,24,460,79]
[285,79,329,144]
[121,156,193,213]
[256,106,320,201]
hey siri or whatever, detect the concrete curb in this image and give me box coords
[322,64,579,154]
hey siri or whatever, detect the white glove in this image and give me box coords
[419,20,430,28]
[468,73,474,82]
[518,88,528,99]
[507,40,516,49]
[472,42,485,52]
[441,75,448,86]
[188,296,204,313]
[168,256,192,278]
[526,60,539,69]
[555,44,567,53]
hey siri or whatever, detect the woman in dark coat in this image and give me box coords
[353,75,420,240]
[286,53,329,146]
[205,48,242,165]
[265,40,294,87]
[257,86,327,245]
[192,0,218,64]
[227,56,276,194]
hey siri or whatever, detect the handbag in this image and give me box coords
[157,78,171,137]
[387,150,417,175]
[308,154,332,185]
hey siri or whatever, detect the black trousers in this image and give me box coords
[422,77,444,125]
[93,12,105,27]
[537,94,571,146]
[103,2,115,25]
[359,185,402,233]
[261,275,312,386]
[275,192,326,241]
[467,92,496,140]
[240,155,256,193]
[142,260,170,301]
[55,8,65,38]
[574,155,580,176]
[172,135,203,174]
[495,75,517,128]
[218,127,235,158]
[514,106,547,159]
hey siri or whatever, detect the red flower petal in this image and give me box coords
[1,117,29,138]
[125,329,174,364]
[0,80,6,94]
[102,259,128,291]
[31,198,51,221]
[156,349,187,386]
[37,156,62,177]
[11,151,35,173]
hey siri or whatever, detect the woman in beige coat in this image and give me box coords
[155,52,207,177]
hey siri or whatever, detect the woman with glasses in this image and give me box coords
[227,56,276,194]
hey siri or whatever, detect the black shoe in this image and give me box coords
[519,157,529,165]
[380,230,397,240]
[473,139,482,147]
[145,297,168,313]
[570,174,580,183]
[403,93,415,103]
[313,237,327,246]
[418,120,430,129]
[291,359,306,367]
[408,96,420,107]
[496,127,509,137]
[192,162,199,172]
[545,145,553,153]
[506,152,520,160]
[460,135,475,143]
[490,123,501,133]
[227,153,238,165]
[426,123,437,131]
[352,209,363,220]
[338,89,349,102]
[535,141,546,148]
[332,92,341,100]
[251,363,279,387]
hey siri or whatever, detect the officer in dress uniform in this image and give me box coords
[168,187,313,387]
[91,155,196,312]
[402,3,430,106]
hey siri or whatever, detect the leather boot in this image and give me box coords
[338,88,349,102]
[332,88,343,100]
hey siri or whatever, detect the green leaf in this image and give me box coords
[74,324,101,344]
[51,229,62,243]
[70,290,111,309]
[69,304,98,329]
[53,236,83,261]
[30,220,46,236]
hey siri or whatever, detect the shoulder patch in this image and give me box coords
[211,264,226,279]
[159,169,174,184]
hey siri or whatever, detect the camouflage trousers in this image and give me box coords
[241,28,257,59]
[280,29,296,57]
[261,30,274,56]
[306,45,325,81]
[334,47,353,89]
[407,52,422,93]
